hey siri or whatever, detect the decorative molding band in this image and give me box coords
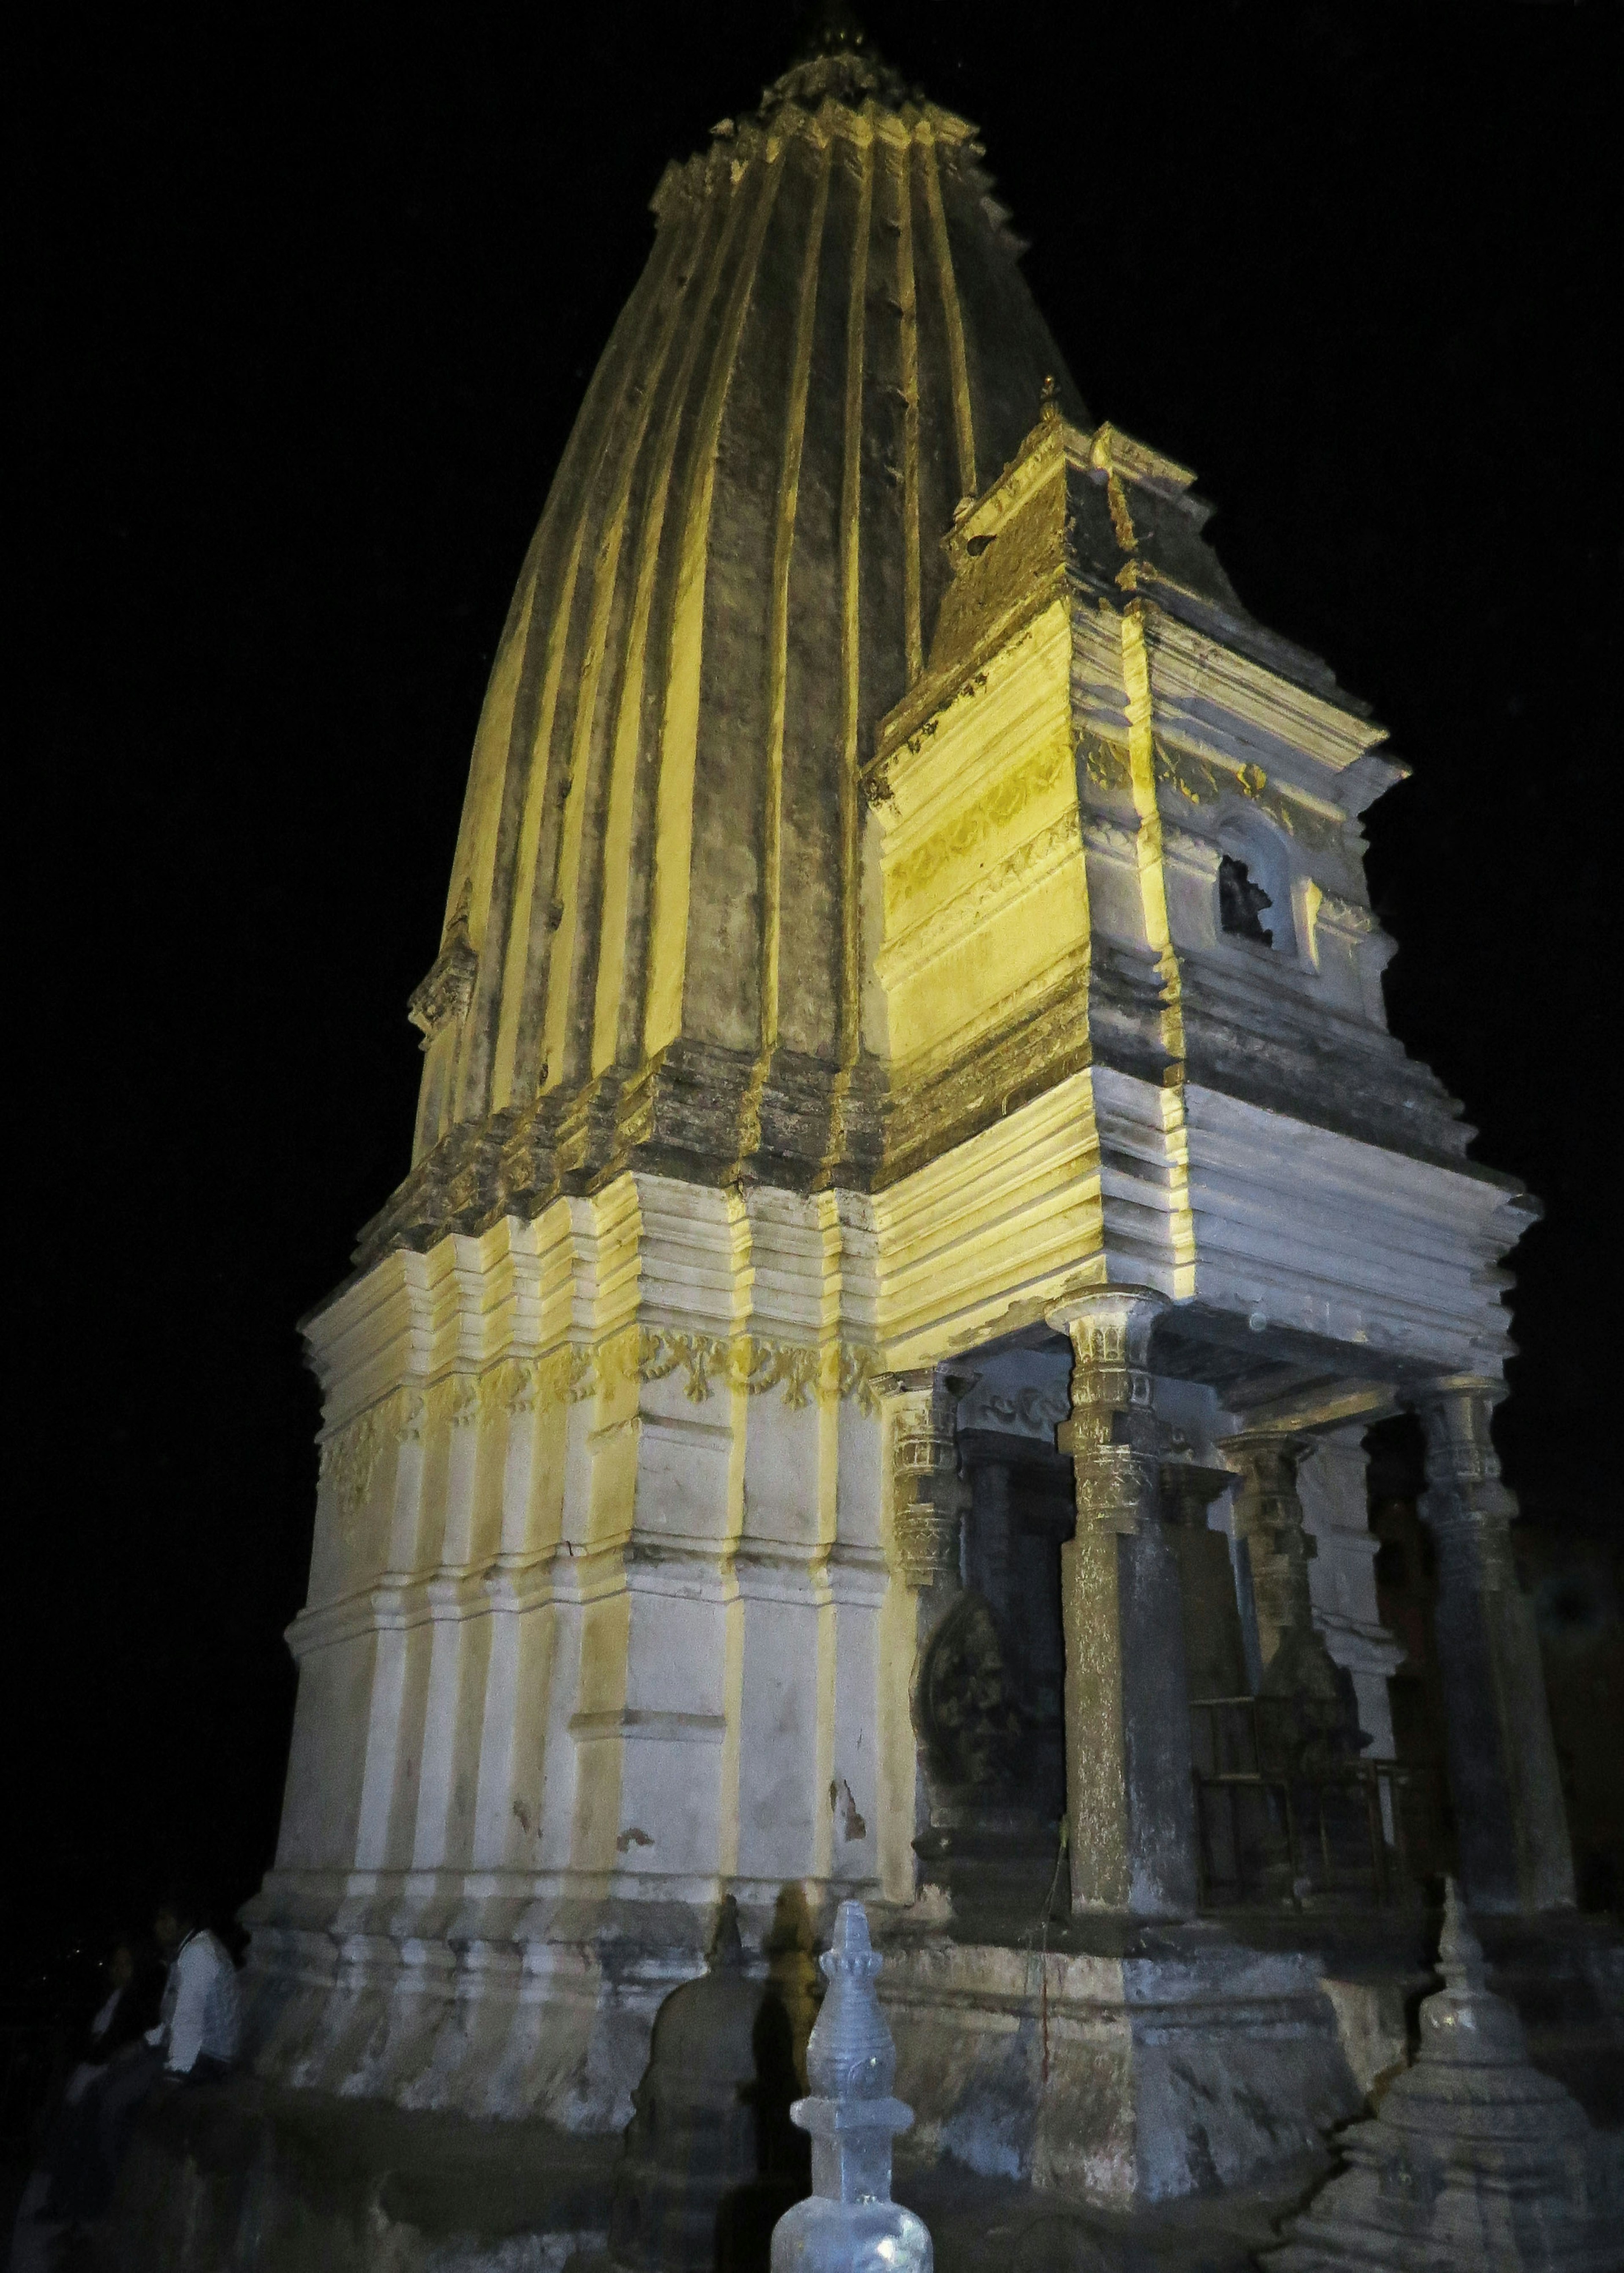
[1079,731,1132,795]
[318,1336,884,1482]
[886,735,1070,907]
[878,809,1083,983]
[1152,741,1346,858]
[1314,890,1379,937]
[568,1709,727,1746]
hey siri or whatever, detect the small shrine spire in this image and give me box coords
[770,1903,932,2271]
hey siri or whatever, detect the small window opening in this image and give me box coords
[1218,855,1274,946]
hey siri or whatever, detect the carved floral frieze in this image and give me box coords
[887,736,1070,908]
[318,1333,883,1492]
[1152,741,1345,858]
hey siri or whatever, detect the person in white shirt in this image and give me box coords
[47,1883,243,2227]
[145,1896,241,2081]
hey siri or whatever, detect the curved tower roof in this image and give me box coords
[365,37,1086,1261]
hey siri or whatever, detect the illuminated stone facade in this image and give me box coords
[243,38,1575,2208]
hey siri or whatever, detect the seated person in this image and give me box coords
[46,1884,243,2227]
[61,1933,164,2103]
[142,1885,242,2086]
[11,1933,164,2272]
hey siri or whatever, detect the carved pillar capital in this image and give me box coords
[880,1368,969,1592]
[1046,1285,1168,1535]
[1409,1374,1516,1585]
[1158,1463,1235,1528]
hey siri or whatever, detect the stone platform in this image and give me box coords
[881,1925,1366,2204]
[81,2078,1326,2273]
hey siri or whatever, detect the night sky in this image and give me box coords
[12,3,1620,1958]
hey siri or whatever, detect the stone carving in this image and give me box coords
[406,887,479,1049]
[961,1379,1070,1438]
[1409,1376,1575,1913]
[888,737,1068,908]
[1270,1880,1622,2271]
[1314,890,1379,937]
[637,1327,733,1405]
[735,1337,822,1410]
[1222,1429,1361,1771]
[1416,1377,1518,1591]
[918,1592,1022,1791]
[886,1372,968,1590]
[321,1401,394,1523]
[1052,1293,1160,1536]
[1081,814,1139,859]
[1047,1286,1199,1915]
[834,1341,881,1417]
[771,1903,931,2273]
[1079,731,1131,793]
[1153,741,1345,857]
[881,809,1081,982]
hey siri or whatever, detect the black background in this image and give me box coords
[11,2,1620,1958]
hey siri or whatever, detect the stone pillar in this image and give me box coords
[881,1368,970,1870]
[1221,1429,1356,1767]
[1295,1427,1404,1761]
[1220,1432,1321,1676]
[888,1369,968,1602]
[961,1455,1014,1619]
[1410,1376,1575,1914]
[1047,1288,1197,1919]
[1159,1463,1249,1713]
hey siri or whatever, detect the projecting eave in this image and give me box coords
[1124,605,1406,816]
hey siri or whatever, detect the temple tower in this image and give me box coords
[246,26,1575,2204]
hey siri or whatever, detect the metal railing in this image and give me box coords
[1190,1695,1440,1909]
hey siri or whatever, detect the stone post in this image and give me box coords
[1220,1432,1320,1675]
[886,1368,968,1599]
[1046,1287,1197,1919]
[1159,1463,1250,1716]
[882,1368,970,1867]
[1410,1376,1574,1914]
[1221,1429,1356,1767]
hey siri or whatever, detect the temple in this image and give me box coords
[223,25,1604,2248]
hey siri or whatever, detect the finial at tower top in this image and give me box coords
[763,2,913,115]
[1437,1875,1488,1995]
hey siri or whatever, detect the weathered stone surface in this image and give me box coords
[1268,1884,1624,2271]
[1047,1288,1198,1922]
[880,1930,1361,2206]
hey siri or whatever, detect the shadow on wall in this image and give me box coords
[1518,1534,1624,1915]
[609,1889,816,2273]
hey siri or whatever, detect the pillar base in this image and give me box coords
[879,1925,1363,2205]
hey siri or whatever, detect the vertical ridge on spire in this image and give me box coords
[377,56,1087,1248]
